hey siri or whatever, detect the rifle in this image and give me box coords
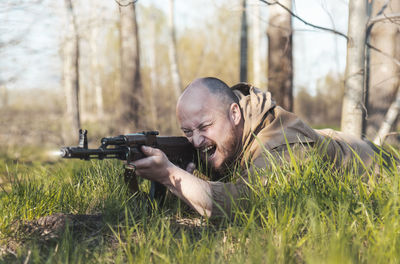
[60,129,198,202]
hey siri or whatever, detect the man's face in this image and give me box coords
[176,90,241,171]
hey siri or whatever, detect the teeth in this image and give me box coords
[202,146,214,153]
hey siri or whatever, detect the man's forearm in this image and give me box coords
[161,166,213,217]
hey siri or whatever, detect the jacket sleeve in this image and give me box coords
[207,157,272,217]
[208,177,249,217]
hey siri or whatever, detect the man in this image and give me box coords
[130,77,379,218]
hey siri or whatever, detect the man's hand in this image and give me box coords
[129,145,213,217]
[129,146,176,185]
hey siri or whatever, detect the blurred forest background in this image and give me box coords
[0,0,399,149]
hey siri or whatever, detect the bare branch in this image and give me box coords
[259,0,348,39]
[114,0,138,7]
[367,42,400,68]
[375,0,390,17]
[258,0,399,64]
[368,13,400,26]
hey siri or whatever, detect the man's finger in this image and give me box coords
[141,145,161,157]
[130,157,153,169]
[186,162,196,173]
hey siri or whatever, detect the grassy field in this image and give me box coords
[1,145,400,263]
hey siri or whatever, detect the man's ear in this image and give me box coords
[229,103,241,126]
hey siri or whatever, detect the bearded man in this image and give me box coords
[130,77,382,217]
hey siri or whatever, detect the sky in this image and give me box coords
[0,0,349,95]
[0,0,61,90]
[291,0,348,91]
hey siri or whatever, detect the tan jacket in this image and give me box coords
[208,83,377,217]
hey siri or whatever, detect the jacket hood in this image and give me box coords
[231,83,276,161]
[231,82,318,164]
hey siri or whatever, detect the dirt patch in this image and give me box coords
[13,213,104,240]
[169,216,214,240]
[1,213,215,260]
[1,213,104,259]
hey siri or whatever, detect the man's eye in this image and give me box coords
[183,130,193,137]
[199,124,211,131]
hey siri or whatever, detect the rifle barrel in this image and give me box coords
[60,147,128,160]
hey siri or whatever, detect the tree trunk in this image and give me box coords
[147,15,158,129]
[366,0,400,139]
[90,26,104,121]
[119,3,142,132]
[168,0,182,100]
[374,85,400,145]
[252,0,261,87]
[240,0,248,83]
[63,0,80,138]
[267,0,293,111]
[340,0,368,138]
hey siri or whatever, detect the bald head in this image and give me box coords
[176,77,244,171]
[178,77,239,114]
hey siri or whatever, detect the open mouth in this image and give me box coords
[201,145,217,160]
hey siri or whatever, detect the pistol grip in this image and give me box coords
[150,181,167,205]
[124,166,139,194]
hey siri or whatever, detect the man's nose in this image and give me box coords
[192,131,204,148]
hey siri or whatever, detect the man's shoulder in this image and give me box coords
[256,106,320,150]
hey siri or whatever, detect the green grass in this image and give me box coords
[1,146,400,263]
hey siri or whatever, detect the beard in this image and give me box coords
[203,134,240,181]
[208,125,242,176]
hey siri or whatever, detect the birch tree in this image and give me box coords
[147,14,158,128]
[267,0,293,111]
[168,0,182,100]
[119,3,142,131]
[367,0,400,142]
[240,0,248,82]
[340,0,369,138]
[374,88,400,145]
[63,0,81,136]
[252,0,262,87]
[90,11,104,121]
